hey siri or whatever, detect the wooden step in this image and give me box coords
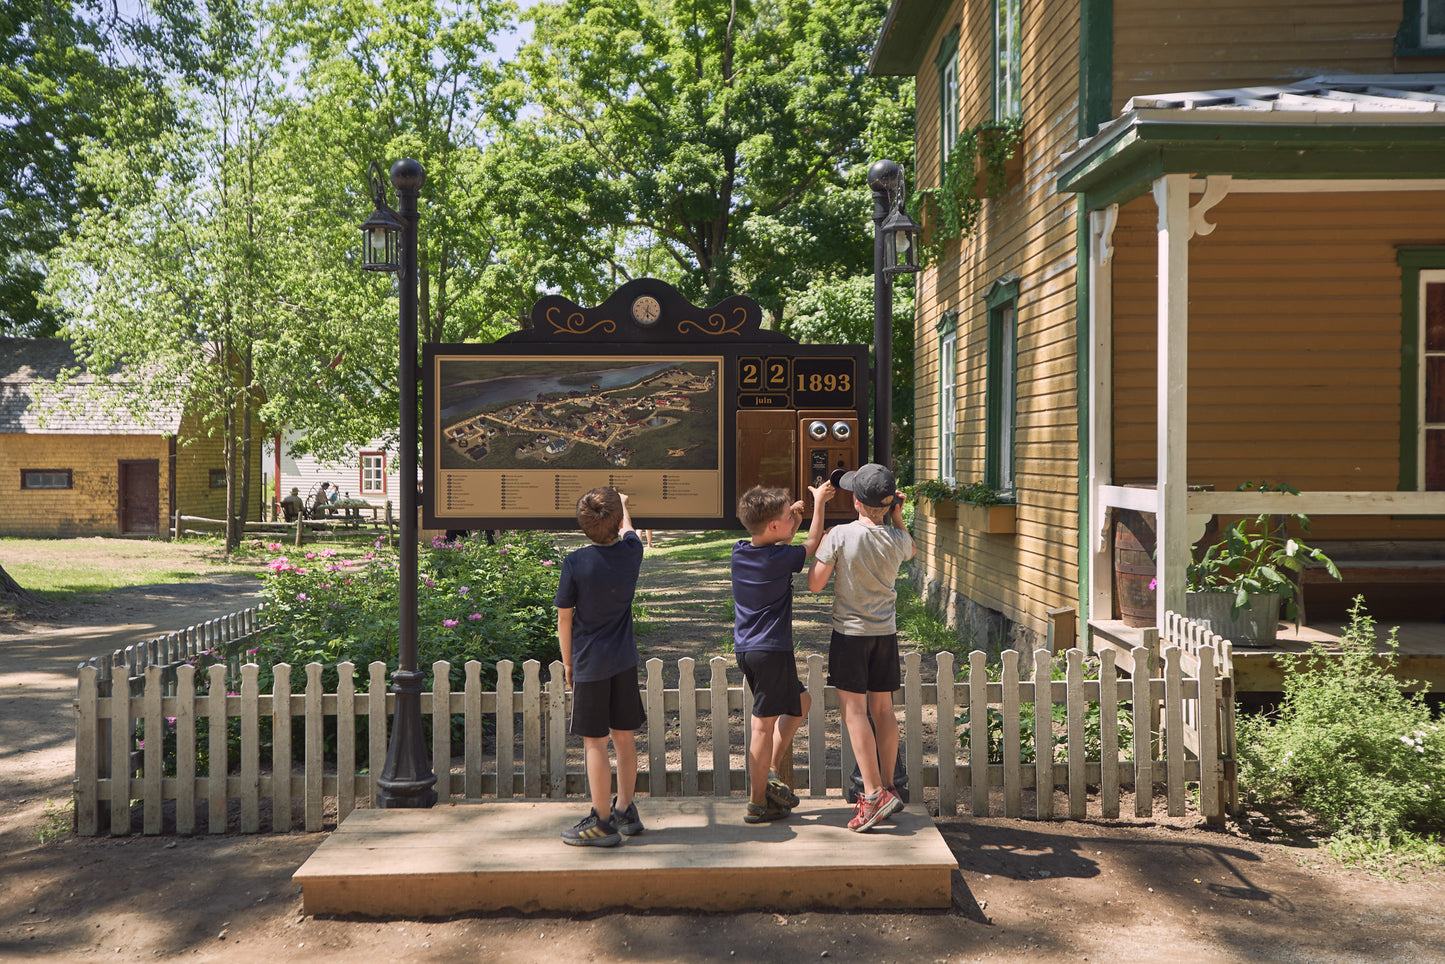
[293,798,957,915]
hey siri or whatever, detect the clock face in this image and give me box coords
[631,294,662,326]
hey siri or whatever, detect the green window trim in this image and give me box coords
[935,27,960,170]
[1395,0,1445,57]
[1396,247,1445,490]
[983,278,1020,494]
[939,313,959,483]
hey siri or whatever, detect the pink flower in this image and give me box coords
[458,586,469,595]
[468,613,483,621]
[542,560,554,567]
[425,578,435,586]
[296,592,309,602]
[442,618,459,628]
[266,542,282,551]
[269,557,291,571]
[1149,578,1158,591]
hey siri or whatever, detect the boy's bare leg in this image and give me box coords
[611,728,638,812]
[868,689,900,792]
[748,715,777,806]
[582,735,613,818]
[769,690,811,783]
[838,690,884,796]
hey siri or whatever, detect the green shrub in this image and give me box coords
[252,531,565,695]
[1239,596,1445,859]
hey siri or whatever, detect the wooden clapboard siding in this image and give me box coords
[1110,189,1445,540]
[908,0,1084,646]
[1111,0,1405,106]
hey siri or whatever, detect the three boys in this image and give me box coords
[554,461,912,842]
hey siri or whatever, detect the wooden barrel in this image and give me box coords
[1113,508,1157,628]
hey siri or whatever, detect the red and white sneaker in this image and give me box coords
[847,787,902,832]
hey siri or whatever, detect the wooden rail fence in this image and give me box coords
[75,610,1236,835]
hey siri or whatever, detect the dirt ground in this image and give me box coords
[1,535,1442,963]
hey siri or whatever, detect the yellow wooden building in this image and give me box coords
[872,0,1445,655]
[0,338,260,538]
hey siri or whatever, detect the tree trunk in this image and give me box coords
[0,562,35,604]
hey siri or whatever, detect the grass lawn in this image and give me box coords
[0,536,268,602]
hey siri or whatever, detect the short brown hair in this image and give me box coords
[736,485,791,535]
[576,486,623,544]
[855,499,889,524]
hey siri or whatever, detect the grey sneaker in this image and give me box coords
[561,809,621,847]
[609,795,644,836]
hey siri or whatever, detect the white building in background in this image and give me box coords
[262,431,402,518]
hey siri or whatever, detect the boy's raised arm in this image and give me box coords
[617,490,636,538]
[803,481,834,557]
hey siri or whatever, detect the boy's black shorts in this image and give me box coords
[736,650,807,719]
[827,630,901,694]
[569,664,646,738]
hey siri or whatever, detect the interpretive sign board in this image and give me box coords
[422,278,868,530]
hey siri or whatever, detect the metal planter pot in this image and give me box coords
[1185,591,1282,648]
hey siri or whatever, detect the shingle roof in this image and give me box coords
[0,338,184,435]
[1123,75,1445,115]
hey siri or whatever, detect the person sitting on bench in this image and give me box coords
[280,487,304,522]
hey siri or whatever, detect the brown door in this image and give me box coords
[118,460,160,534]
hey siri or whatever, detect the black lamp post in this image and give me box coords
[360,158,437,809]
[867,159,921,468]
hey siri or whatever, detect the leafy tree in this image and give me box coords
[511,0,911,316]
[47,0,290,551]
[0,0,167,336]
[257,0,520,461]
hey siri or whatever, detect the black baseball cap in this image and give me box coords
[838,463,897,508]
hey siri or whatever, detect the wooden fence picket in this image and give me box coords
[903,651,924,797]
[143,665,163,835]
[645,658,665,794]
[496,660,515,799]
[464,660,483,799]
[1165,646,1185,817]
[679,657,699,797]
[935,651,956,817]
[1066,648,1086,820]
[432,660,451,801]
[1132,646,1153,817]
[367,662,386,811]
[546,661,567,799]
[273,665,292,833]
[1099,649,1120,819]
[336,662,356,821]
[304,663,324,832]
[207,663,228,833]
[75,667,99,836]
[968,650,988,817]
[177,663,198,835]
[522,660,541,798]
[709,656,728,796]
[1033,648,1052,820]
[805,653,826,797]
[1001,650,1022,818]
[240,664,261,833]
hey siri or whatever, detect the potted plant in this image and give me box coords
[906,480,1017,534]
[910,119,1023,264]
[1184,483,1340,647]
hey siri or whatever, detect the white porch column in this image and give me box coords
[1152,174,1190,625]
[1088,205,1119,631]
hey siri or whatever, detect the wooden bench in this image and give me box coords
[1296,540,1445,624]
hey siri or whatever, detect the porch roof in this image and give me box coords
[1055,74,1445,208]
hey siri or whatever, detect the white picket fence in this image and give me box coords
[74,611,1236,836]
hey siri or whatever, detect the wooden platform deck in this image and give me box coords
[293,799,958,917]
[1091,618,1445,693]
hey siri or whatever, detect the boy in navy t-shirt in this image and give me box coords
[731,479,832,823]
[555,487,646,847]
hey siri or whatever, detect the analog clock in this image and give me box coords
[630,294,662,326]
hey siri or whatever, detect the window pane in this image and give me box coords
[1427,355,1445,423]
[22,470,71,489]
[941,61,958,161]
[1427,0,1445,42]
[1427,429,1445,490]
[940,334,957,481]
[1427,281,1445,352]
[1000,308,1016,492]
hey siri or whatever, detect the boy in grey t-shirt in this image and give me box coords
[807,463,914,832]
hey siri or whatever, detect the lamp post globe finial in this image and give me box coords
[867,159,902,194]
[391,158,426,192]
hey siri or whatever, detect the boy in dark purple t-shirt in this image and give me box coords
[731,479,832,823]
[555,487,645,847]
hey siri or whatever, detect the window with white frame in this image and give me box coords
[939,317,958,482]
[21,469,72,490]
[1428,0,1445,45]
[1421,270,1445,489]
[361,451,386,495]
[936,28,959,166]
[994,0,1022,122]
[1396,0,1445,53]
[985,280,1019,496]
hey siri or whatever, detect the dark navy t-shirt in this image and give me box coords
[554,530,645,682]
[731,540,807,653]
